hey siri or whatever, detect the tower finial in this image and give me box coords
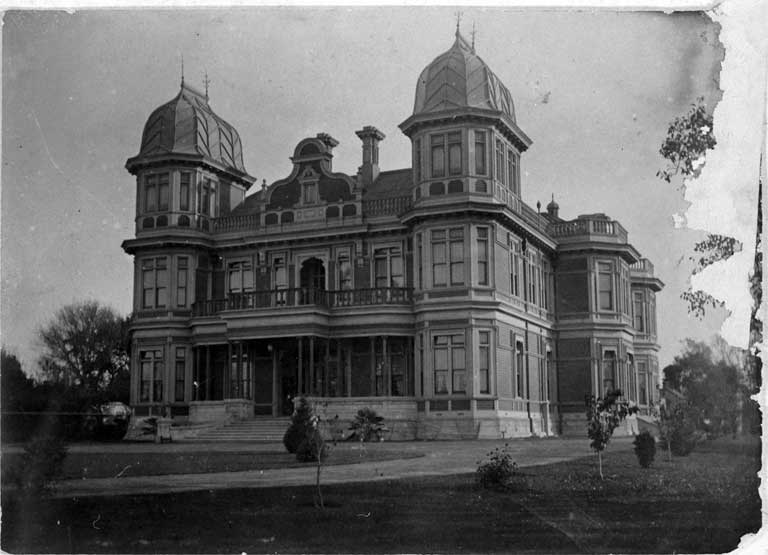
[180,54,185,87]
[203,70,210,101]
[455,10,463,36]
[471,22,476,52]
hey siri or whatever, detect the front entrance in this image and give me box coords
[299,257,326,304]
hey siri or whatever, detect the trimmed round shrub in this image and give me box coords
[633,431,656,468]
[296,429,328,463]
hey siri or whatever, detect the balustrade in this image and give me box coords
[547,216,628,242]
[191,286,413,316]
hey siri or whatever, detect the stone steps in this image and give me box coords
[190,417,291,442]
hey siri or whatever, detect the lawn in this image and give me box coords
[2,444,424,480]
[1,437,760,554]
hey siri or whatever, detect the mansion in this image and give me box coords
[122,30,662,438]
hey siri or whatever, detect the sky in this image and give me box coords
[1,7,731,373]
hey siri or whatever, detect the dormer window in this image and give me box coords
[303,182,317,204]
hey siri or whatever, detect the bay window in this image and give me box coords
[142,257,168,309]
[475,130,487,175]
[479,331,490,394]
[477,227,489,285]
[176,257,188,307]
[431,228,464,287]
[140,349,164,403]
[495,139,506,185]
[598,262,614,310]
[434,333,466,395]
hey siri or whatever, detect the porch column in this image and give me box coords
[383,336,391,396]
[272,346,279,417]
[335,340,343,397]
[237,342,244,399]
[309,336,315,395]
[205,345,211,401]
[298,337,303,395]
[227,342,233,398]
[194,347,200,401]
[369,337,376,396]
[325,340,331,397]
[345,345,352,397]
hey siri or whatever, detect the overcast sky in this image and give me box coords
[2,7,726,372]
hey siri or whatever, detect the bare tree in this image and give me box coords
[37,301,129,398]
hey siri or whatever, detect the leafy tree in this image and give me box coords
[37,301,130,401]
[671,337,750,437]
[657,98,742,318]
[1,349,35,412]
[586,390,628,480]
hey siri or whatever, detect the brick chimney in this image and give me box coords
[355,126,385,187]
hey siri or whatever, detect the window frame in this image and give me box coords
[477,227,489,286]
[430,227,465,287]
[176,256,188,307]
[337,249,353,290]
[174,347,186,402]
[597,261,614,311]
[474,130,487,175]
[139,348,164,403]
[141,256,168,309]
[433,332,466,395]
[478,330,491,394]
[373,245,404,288]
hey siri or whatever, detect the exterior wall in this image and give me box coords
[124,100,661,441]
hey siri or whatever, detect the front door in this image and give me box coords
[299,257,325,304]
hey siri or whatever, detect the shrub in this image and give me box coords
[348,408,388,442]
[659,404,701,457]
[296,428,329,463]
[633,431,656,468]
[283,397,313,454]
[476,444,519,489]
[12,435,68,495]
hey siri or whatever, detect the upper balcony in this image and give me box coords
[630,258,655,275]
[192,286,413,317]
[547,214,628,244]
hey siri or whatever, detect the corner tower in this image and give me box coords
[399,29,531,205]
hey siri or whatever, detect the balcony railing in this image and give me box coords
[630,258,655,274]
[192,287,413,317]
[362,196,413,217]
[547,215,628,243]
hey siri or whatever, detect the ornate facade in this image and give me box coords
[122,31,663,438]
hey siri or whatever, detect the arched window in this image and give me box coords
[156,215,168,227]
[265,213,278,225]
[342,204,356,217]
[281,211,294,224]
[429,182,445,196]
[326,206,339,218]
[142,217,155,229]
[447,180,463,194]
[475,180,488,193]
[177,215,190,227]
